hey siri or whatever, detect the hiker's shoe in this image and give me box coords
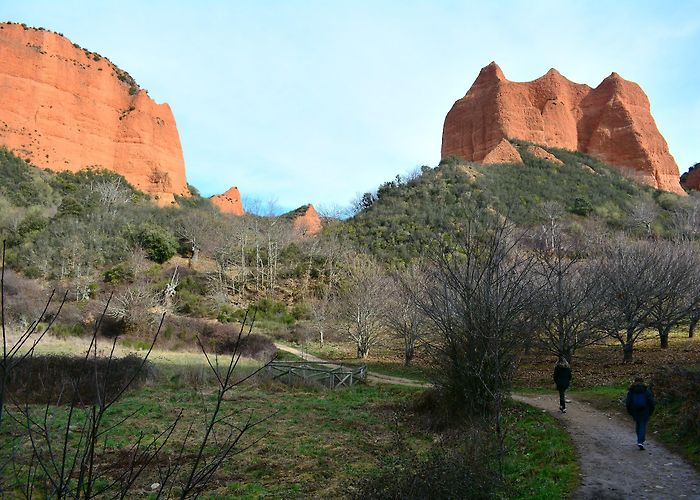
[561,408,567,413]
[637,443,645,450]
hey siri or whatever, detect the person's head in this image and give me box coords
[557,358,570,368]
[634,376,644,385]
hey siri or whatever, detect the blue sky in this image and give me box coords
[4,1,700,211]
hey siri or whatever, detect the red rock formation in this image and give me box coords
[681,163,700,191]
[442,62,684,194]
[285,204,322,236]
[0,22,189,205]
[525,145,563,166]
[482,138,522,165]
[210,186,245,216]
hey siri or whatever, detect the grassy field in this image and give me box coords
[0,334,579,498]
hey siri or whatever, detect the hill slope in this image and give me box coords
[345,141,691,264]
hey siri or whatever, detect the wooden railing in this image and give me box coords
[266,361,367,389]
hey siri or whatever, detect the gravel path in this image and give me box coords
[514,393,700,499]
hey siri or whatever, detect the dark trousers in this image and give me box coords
[558,387,567,410]
[635,416,649,444]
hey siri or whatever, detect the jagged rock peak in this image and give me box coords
[442,63,684,194]
[283,204,322,236]
[680,163,700,192]
[0,21,189,205]
[210,186,244,216]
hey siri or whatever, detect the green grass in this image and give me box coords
[504,402,580,499]
[0,345,578,498]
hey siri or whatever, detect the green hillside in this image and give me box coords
[344,140,693,264]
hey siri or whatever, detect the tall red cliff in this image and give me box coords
[0,22,189,204]
[442,62,684,194]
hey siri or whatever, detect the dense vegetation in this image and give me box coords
[344,140,693,264]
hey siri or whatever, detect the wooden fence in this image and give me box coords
[266,361,367,389]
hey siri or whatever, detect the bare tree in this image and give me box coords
[417,216,537,419]
[629,199,659,237]
[671,195,700,241]
[336,253,389,358]
[532,230,606,363]
[537,201,565,252]
[385,263,429,366]
[309,238,344,347]
[592,238,664,362]
[647,241,700,347]
[93,177,131,215]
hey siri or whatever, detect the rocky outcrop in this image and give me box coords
[284,204,322,236]
[210,186,244,216]
[482,138,522,165]
[0,22,189,204]
[525,145,563,166]
[442,62,684,194]
[681,163,700,191]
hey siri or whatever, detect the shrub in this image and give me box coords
[355,424,499,499]
[568,196,593,216]
[4,354,155,405]
[50,323,86,338]
[253,298,296,325]
[132,223,178,263]
[103,263,133,284]
[653,367,700,440]
[159,316,277,360]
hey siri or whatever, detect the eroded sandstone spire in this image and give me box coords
[441,63,684,194]
[210,186,245,215]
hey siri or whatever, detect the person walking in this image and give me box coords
[553,359,572,413]
[626,377,655,450]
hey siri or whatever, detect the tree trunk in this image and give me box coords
[659,326,671,349]
[404,343,414,367]
[357,345,369,359]
[690,318,698,338]
[623,342,633,363]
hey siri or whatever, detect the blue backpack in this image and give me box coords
[632,391,647,411]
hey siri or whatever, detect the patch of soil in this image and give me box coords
[516,336,700,389]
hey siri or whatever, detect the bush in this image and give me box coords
[5,354,155,405]
[50,322,86,338]
[132,223,178,263]
[355,425,499,499]
[252,298,296,325]
[159,316,277,360]
[103,263,133,284]
[653,367,700,440]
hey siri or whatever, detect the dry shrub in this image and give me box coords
[160,316,276,361]
[5,354,156,405]
[1,268,52,326]
[410,388,455,431]
[653,367,700,439]
[354,423,499,499]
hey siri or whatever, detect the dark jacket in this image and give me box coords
[626,384,655,418]
[553,365,572,390]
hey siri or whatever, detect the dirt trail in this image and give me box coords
[514,394,700,499]
[273,344,430,388]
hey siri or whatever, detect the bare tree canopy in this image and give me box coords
[336,253,389,358]
[417,216,537,417]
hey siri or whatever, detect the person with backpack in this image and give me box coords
[553,358,572,413]
[625,377,656,450]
